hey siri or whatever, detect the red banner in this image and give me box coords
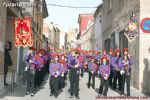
[14,16,33,47]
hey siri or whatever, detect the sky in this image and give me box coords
[44,0,102,32]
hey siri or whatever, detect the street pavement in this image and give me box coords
[0,73,149,100]
[0,73,12,98]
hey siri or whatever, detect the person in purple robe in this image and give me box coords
[69,51,80,99]
[112,49,122,91]
[49,53,61,98]
[98,56,110,96]
[78,52,84,77]
[87,57,98,89]
[33,49,44,89]
[58,54,68,89]
[24,47,36,96]
[100,50,108,60]
[108,48,114,87]
[119,48,134,96]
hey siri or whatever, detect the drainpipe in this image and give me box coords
[15,10,22,83]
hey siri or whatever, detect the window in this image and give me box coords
[119,30,128,55]
[110,32,115,50]
[104,38,110,52]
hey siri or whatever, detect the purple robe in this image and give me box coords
[78,54,84,68]
[112,56,123,70]
[68,57,79,69]
[107,54,114,69]
[119,56,134,71]
[98,64,110,78]
[88,63,97,73]
[49,62,61,76]
[24,54,35,68]
[32,55,44,69]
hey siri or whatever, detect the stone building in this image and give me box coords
[0,0,48,85]
[94,4,103,51]
[67,27,78,50]
[43,23,60,51]
[100,0,150,94]
[59,31,66,52]
[0,0,22,80]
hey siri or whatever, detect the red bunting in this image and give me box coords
[14,16,33,47]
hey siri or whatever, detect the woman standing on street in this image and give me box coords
[49,53,61,98]
[69,51,80,99]
[112,49,122,91]
[119,48,134,96]
[98,56,110,96]
[24,47,36,96]
[87,57,97,89]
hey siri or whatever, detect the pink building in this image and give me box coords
[77,13,94,48]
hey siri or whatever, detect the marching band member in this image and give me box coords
[87,57,97,89]
[101,50,108,59]
[78,52,84,77]
[69,51,80,99]
[98,56,110,96]
[108,48,114,87]
[59,54,68,89]
[24,47,36,96]
[34,49,44,89]
[119,48,134,96]
[49,53,61,98]
[112,49,122,91]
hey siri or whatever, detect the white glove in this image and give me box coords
[56,71,59,75]
[62,73,64,77]
[25,66,28,71]
[105,74,108,77]
[98,71,100,74]
[29,60,32,63]
[104,74,108,80]
[120,70,125,75]
[54,75,58,78]
[75,64,79,68]
[91,71,94,74]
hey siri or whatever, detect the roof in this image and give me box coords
[94,3,103,18]
[78,13,94,23]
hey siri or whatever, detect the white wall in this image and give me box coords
[139,0,150,93]
[59,31,65,49]
[94,12,102,51]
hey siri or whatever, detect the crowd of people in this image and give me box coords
[24,47,134,99]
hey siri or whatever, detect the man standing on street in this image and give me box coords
[69,50,80,99]
[4,41,13,86]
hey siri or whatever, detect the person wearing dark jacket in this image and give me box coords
[4,41,13,86]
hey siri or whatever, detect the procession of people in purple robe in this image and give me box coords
[24,47,134,98]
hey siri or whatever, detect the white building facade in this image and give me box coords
[94,4,103,52]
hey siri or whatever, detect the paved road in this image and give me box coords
[0,73,148,100]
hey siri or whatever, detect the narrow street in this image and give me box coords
[0,0,150,100]
[1,73,146,100]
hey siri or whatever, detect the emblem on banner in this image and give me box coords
[124,13,139,42]
[14,16,33,47]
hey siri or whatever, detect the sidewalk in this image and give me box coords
[0,73,12,98]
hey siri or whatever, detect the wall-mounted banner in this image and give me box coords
[124,13,138,42]
[140,18,150,33]
[14,16,33,47]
